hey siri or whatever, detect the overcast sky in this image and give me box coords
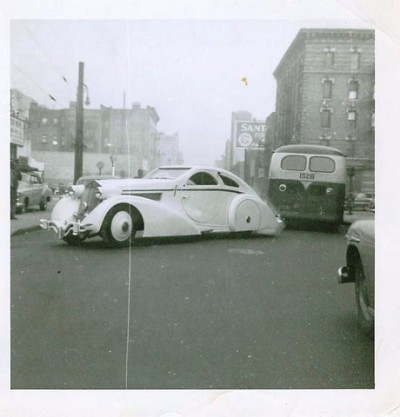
[10,18,372,165]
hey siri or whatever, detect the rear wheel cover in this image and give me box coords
[228,197,261,231]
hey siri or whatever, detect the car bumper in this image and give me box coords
[40,218,91,239]
[337,266,355,284]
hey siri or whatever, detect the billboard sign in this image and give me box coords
[234,121,266,149]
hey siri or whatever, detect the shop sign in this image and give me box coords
[235,121,266,149]
[11,117,25,146]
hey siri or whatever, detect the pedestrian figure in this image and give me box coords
[10,159,22,219]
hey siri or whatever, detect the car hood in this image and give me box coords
[348,219,375,245]
[95,178,178,194]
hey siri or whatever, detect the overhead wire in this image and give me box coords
[22,23,71,86]
[11,23,77,108]
[11,62,71,108]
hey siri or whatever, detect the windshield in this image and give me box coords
[145,168,190,180]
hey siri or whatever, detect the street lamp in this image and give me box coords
[83,83,90,106]
[74,62,90,184]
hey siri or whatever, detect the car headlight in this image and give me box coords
[326,187,333,194]
[68,187,75,197]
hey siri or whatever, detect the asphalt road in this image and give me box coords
[11,226,374,389]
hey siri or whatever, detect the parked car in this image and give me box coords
[338,220,375,337]
[353,193,375,212]
[40,166,284,247]
[16,172,53,213]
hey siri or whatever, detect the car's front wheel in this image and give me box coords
[354,255,374,337]
[101,204,137,247]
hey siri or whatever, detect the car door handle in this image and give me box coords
[182,196,190,200]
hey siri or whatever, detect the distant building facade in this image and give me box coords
[25,100,178,183]
[273,28,375,193]
[155,132,183,166]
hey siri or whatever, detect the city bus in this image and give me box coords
[267,144,347,225]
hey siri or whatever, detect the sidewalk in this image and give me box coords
[10,199,375,237]
[10,200,57,236]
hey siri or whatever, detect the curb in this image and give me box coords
[11,225,41,237]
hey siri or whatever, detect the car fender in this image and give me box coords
[82,195,202,237]
[227,194,263,232]
[228,194,283,236]
[41,185,53,199]
[50,196,80,224]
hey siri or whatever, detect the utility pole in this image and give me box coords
[74,62,84,184]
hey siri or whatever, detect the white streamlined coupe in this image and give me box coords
[40,166,284,247]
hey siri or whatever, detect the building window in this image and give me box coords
[351,51,360,70]
[348,79,359,100]
[41,117,48,126]
[41,134,48,144]
[322,79,333,99]
[325,50,335,68]
[53,118,58,125]
[52,135,58,146]
[347,110,357,129]
[321,109,332,128]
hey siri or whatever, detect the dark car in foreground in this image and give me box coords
[338,219,375,337]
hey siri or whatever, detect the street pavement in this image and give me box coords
[10,197,375,237]
[10,198,57,236]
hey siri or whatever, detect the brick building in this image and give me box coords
[273,28,375,193]
[27,101,168,183]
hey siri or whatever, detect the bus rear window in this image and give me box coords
[281,155,307,171]
[309,156,335,173]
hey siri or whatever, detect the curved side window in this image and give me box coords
[218,173,239,188]
[187,172,218,186]
[281,155,307,171]
[309,156,335,173]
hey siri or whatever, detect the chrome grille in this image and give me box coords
[76,181,101,219]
